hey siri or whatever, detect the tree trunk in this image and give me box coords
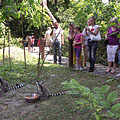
[3,26,6,66]
[55,0,57,5]
[42,0,57,23]
[8,21,11,72]
[22,15,27,69]
[37,2,44,80]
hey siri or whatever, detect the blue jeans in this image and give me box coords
[88,41,98,69]
[53,41,62,63]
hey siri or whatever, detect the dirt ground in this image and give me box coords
[0,47,120,120]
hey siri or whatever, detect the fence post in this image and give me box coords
[69,40,73,67]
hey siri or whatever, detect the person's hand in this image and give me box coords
[83,45,85,49]
[62,41,64,46]
[87,28,90,32]
[85,27,88,31]
[73,41,77,45]
[105,34,108,40]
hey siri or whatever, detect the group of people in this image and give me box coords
[25,35,35,52]
[25,16,120,74]
[68,16,101,72]
[68,16,120,73]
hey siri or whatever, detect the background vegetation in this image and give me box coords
[1,0,119,64]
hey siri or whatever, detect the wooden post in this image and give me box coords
[3,26,6,66]
[22,15,27,69]
[8,21,11,72]
[69,40,73,67]
[41,38,44,60]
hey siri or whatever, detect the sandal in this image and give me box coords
[110,69,116,74]
[106,68,111,73]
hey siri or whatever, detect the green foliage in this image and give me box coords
[107,90,117,103]
[62,79,120,119]
[53,0,120,63]
[19,0,51,29]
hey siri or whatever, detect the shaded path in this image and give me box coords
[27,47,120,79]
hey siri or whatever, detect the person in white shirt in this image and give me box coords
[50,22,64,64]
[85,16,101,72]
[44,27,52,47]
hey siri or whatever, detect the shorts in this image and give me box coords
[107,45,119,62]
[74,48,82,58]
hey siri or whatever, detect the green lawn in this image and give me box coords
[0,47,119,120]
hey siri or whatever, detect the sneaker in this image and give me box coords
[110,69,116,74]
[59,62,62,65]
[88,68,94,72]
[54,61,57,64]
[105,68,111,73]
[116,73,120,77]
[79,67,83,71]
[74,68,79,71]
[83,66,87,70]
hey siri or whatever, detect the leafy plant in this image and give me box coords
[62,79,120,120]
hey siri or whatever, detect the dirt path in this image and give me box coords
[29,47,120,79]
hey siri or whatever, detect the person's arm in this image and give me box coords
[74,35,83,45]
[105,31,108,40]
[85,28,90,36]
[61,34,64,45]
[88,27,99,36]
[78,35,83,44]
[50,29,54,36]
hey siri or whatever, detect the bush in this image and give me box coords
[62,79,120,120]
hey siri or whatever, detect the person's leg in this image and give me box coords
[76,57,80,68]
[53,42,57,63]
[90,41,98,70]
[58,42,62,64]
[84,44,88,68]
[110,45,119,73]
[78,48,83,70]
[31,44,33,52]
[113,62,116,70]
[88,42,92,71]
[74,48,78,70]
[75,48,82,70]
[106,45,112,72]
[28,40,31,52]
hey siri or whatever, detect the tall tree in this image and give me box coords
[42,0,57,23]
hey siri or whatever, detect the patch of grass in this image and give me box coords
[0,47,119,120]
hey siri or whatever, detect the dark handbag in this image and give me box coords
[87,38,92,44]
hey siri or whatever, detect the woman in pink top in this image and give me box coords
[73,26,83,71]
